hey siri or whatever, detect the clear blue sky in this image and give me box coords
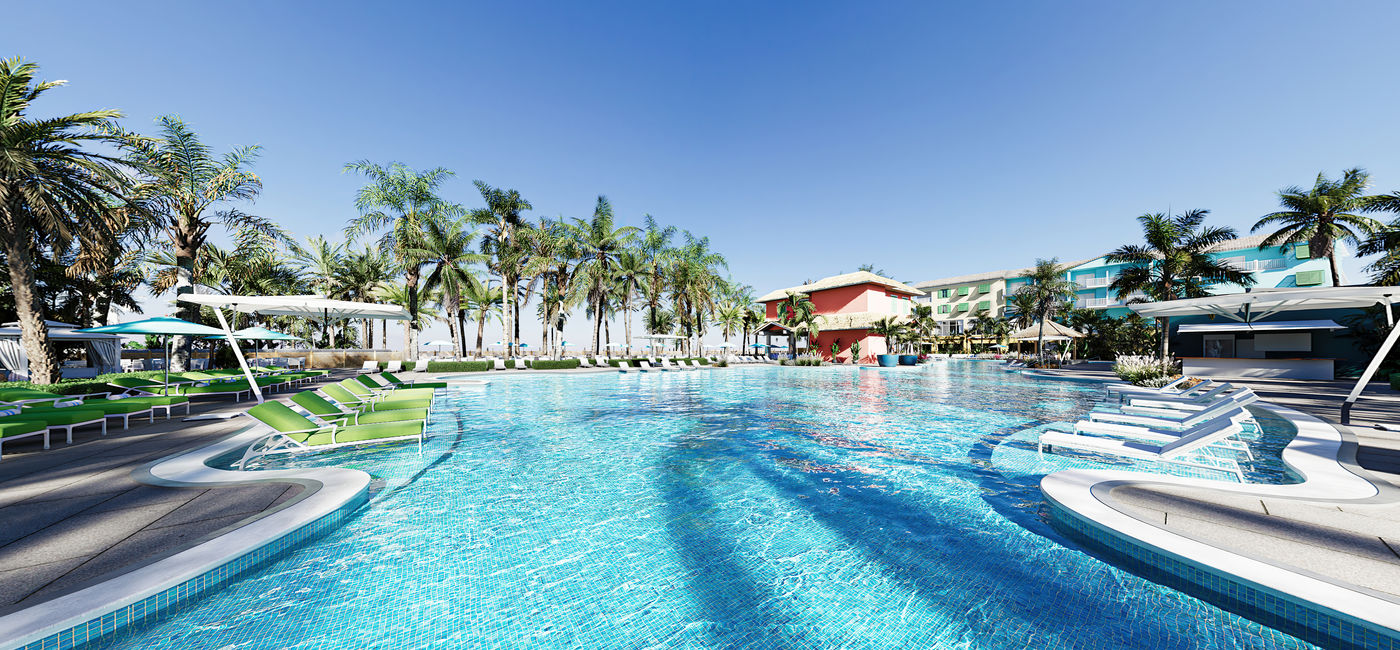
[8,1,1400,349]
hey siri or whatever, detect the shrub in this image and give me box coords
[425,361,492,372]
[0,370,169,397]
[714,358,729,367]
[1113,355,1177,386]
[530,359,580,370]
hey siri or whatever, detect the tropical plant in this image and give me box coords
[713,302,744,348]
[469,181,532,356]
[1013,259,1079,360]
[830,340,841,361]
[109,114,276,371]
[1107,210,1254,360]
[638,215,676,332]
[1253,168,1385,287]
[775,291,820,357]
[850,339,861,364]
[869,316,907,356]
[0,58,142,382]
[1006,292,1037,329]
[461,281,502,356]
[1113,355,1177,387]
[571,196,639,354]
[338,245,396,348]
[408,216,487,357]
[344,160,456,354]
[667,232,728,355]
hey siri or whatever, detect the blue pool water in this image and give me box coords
[99,363,1315,649]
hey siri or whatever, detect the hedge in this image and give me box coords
[425,361,493,372]
[529,359,580,370]
[0,370,169,397]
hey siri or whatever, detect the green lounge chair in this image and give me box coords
[378,372,447,390]
[177,378,254,402]
[290,391,428,426]
[238,401,425,468]
[341,377,434,400]
[22,394,154,430]
[3,400,107,443]
[0,388,65,406]
[327,381,432,411]
[0,413,51,460]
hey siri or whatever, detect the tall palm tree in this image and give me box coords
[470,181,531,356]
[713,302,744,348]
[638,215,676,331]
[1355,190,1400,285]
[1109,211,1254,360]
[290,235,347,299]
[668,232,727,355]
[69,200,150,327]
[571,196,639,355]
[909,304,936,353]
[461,281,502,356]
[741,305,764,352]
[0,58,140,382]
[372,281,439,352]
[1253,168,1385,286]
[869,316,907,356]
[1006,292,1037,329]
[614,249,646,355]
[344,161,456,354]
[110,115,275,370]
[1014,259,1079,360]
[409,217,487,357]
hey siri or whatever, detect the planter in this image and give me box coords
[876,354,899,367]
[898,355,918,366]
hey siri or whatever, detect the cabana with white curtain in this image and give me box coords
[0,321,123,380]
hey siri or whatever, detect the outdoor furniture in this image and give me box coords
[238,401,426,469]
[1039,410,1249,480]
[379,372,447,389]
[385,360,403,373]
[513,358,529,370]
[617,361,632,372]
[1091,390,1257,429]
[333,379,433,410]
[357,360,378,374]
[577,357,593,368]
[7,399,108,444]
[0,414,50,461]
[492,359,507,371]
[23,393,155,430]
[290,391,428,426]
[412,360,429,372]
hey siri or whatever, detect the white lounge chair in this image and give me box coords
[357,360,378,374]
[617,361,632,372]
[1091,389,1256,430]
[576,357,593,368]
[638,361,655,371]
[594,356,608,368]
[1039,410,1249,480]
[493,359,507,371]
[1071,410,1255,460]
[513,358,529,370]
[659,359,678,370]
[1126,383,1240,410]
[385,360,403,373]
[1108,376,1206,399]
[412,360,429,372]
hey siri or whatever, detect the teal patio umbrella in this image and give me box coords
[77,316,228,394]
[202,326,305,364]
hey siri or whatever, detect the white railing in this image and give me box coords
[1076,276,1113,288]
[1222,257,1287,272]
[1078,297,1113,308]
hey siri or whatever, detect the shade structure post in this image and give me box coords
[1342,318,1400,424]
[214,306,264,404]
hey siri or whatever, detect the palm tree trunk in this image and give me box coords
[3,231,59,384]
[624,300,632,356]
[475,309,486,357]
[1329,252,1342,287]
[457,309,468,357]
[172,236,199,372]
[1159,315,1171,362]
[405,267,421,353]
[362,318,372,349]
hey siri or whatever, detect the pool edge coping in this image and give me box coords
[1039,396,1400,648]
[0,423,372,650]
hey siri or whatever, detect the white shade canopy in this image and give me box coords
[1128,286,1400,321]
[1177,320,1345,333]
[177,294,410,321]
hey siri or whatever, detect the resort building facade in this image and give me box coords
[757,271,921,362]
[913,236,1336,323]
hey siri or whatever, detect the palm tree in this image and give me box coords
[338,245,395,348]
[290,235,347,298]
[741,305,764,352]
[775,291,821,357]
[1108,211,1255,360]
[110,115,275,370]
[469,181,532,356]
[869,316,908,356]
[1014,259,1079,360]
[571,196,639,354]
[372,282,439,351]
[461,281,502,356]
[638,215,676,331]
[408,216,487,357]
[909,304,936,354]
[0,58,141,382]
[713,302,744,348]
[344,161,456,354]
[68,200,150,327]
[614,249,646,355]
[1253,168,1385,286]
[668,232,727,355]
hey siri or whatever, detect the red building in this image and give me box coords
[756,271,922,363]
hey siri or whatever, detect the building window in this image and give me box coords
[956,303,969,313]
[1295,244,1311,259]
[938,304,951,314]
[1295,270,1324,286]
[976,301,990,311]
[957,286,970,296]
[938,289,951,299]
[976,283,991,294]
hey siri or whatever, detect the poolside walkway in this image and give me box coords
[0,374,358,617]
[1033,365,1400,616]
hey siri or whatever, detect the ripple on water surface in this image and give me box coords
[100,363,1316,649]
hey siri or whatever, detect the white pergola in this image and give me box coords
[178,294,410,403]
[1128,286,1400,423]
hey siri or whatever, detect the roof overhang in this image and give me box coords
[1128,287,1400,322]
[1178,320,1346,333]
[177,294,411,321]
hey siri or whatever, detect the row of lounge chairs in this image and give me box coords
[728,355,773,365]
[0,365,339,461]
[238,373,443,468]
[1037,378,1259,481]
[616,358,711,372]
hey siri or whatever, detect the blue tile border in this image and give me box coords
[1048,500,1399,650]
[17,491,367,650]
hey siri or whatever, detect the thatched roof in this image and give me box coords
[1009,320,1084,340]
[758,271,922,303]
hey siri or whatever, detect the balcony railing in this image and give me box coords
[1227,258,1287,272]
[1076,276,1113,289]
[1077,292,1146,309]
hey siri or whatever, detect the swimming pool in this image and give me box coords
[98,363,1316,649]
